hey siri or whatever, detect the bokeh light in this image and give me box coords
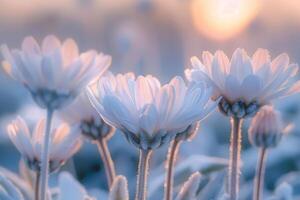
[190,0,261,41]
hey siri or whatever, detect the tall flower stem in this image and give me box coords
[35,170,40,200]
[228,117,243,200]
[97,137,116,188]
[39,109,54,200]
[165,138,182,200]
[135,149,152,200]
[253,148,267,200]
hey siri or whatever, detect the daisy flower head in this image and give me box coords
[59,90,115,141]
[88,72,216,150]
[7,117,82,172]
[1,35,111,110]
[186,48,300,118]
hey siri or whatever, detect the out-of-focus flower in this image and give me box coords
[0,173,25,200]
[59,91,115,141]
[248,105,284,148]
[109,175,129,200]
[7,117,82,172]
[1,35,111,110]
[88,72,216,150]
[186,48,300,118]
[57,172,95,200]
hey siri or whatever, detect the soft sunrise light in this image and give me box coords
[190,0,260,41]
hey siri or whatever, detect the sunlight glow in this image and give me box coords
[190,0,260,41]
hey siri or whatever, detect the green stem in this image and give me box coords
[97,137,116,188]
[228,117,243,200]
[135,149,152,200]
[253,148,267,200]
[39,109,53,200]
[164,139,181,200]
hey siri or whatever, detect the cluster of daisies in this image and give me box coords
[1,35,300,200]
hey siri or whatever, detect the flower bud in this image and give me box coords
[248,106,283,148]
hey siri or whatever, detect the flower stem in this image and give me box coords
[253,148,267,200]
[39,109,53,200]
[228,117,243,200]
[165,139,181,200]
[135,149,152,200]
[35,170,40,200]
[97,137,116,188]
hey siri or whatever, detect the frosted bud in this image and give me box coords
[248,106,284,148]
[175,172,201,200]
[109,176,129,200]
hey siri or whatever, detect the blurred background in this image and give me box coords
[1,0,300,199]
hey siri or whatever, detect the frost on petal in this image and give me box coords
[230,48,252,82]
[103,96,138,133]
[109,176,129,200]
[190,56,206,71]
[175,172,201,200]
[202,51,213,73]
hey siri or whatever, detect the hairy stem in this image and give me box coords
[135,149,152,200]
[165,139,182,200]
[35,170,40,200]
[228,117,243,200]
[97,137,116,188]
[253,148,267,200]
[39,109,53,200]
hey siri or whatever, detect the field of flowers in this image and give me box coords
[0,1,300,200]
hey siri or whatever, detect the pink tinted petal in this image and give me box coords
[42,35,61,54]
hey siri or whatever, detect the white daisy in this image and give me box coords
[7,117,82,172]
[186,48,300,118]
[88,72,216,150]
[1,35,111,110]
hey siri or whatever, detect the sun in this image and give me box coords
[190,0,261,41]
